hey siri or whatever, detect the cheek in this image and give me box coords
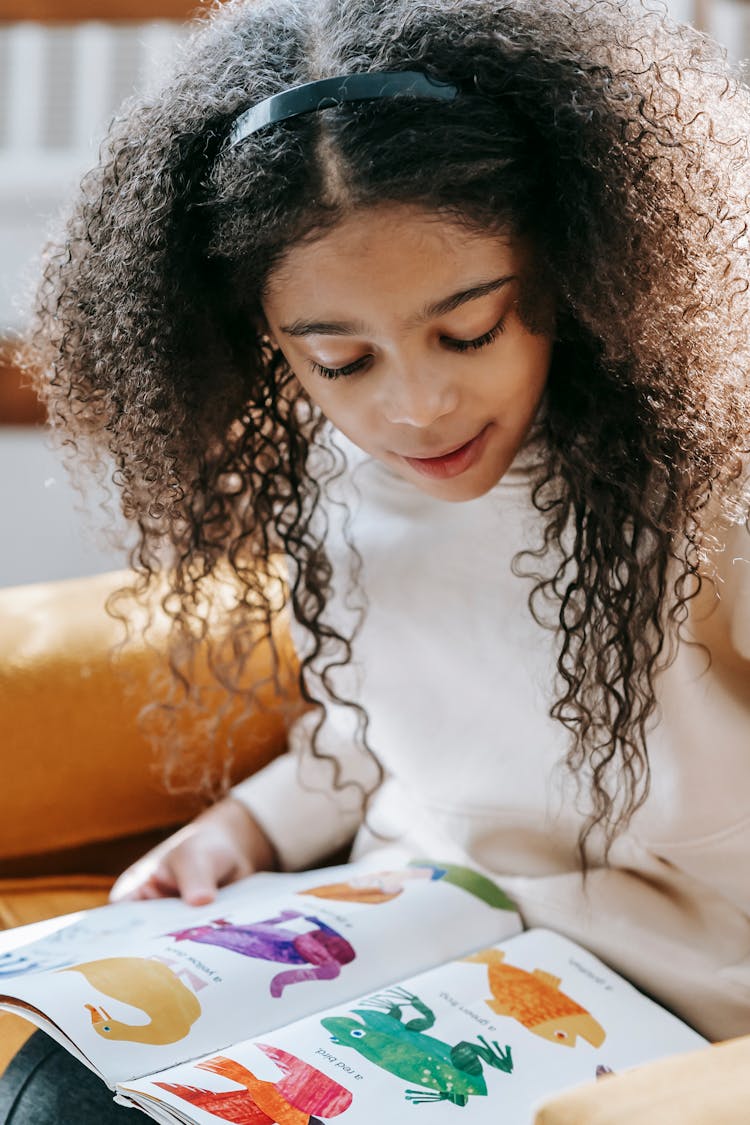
[519,327,554,376]
[486,332,552,407]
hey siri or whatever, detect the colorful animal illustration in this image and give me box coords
[301,867,434,905]
[321,984,513,1106]
[62,956,201,1044]
[463,949,606,1048]
[167,910,356,997]
[301,861,517,911]
[409,861,518,911]
[156,1044,352,1124]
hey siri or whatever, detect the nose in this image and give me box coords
[380,360,460,428]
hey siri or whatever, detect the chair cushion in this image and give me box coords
[0,875,112,930]
[0,568,297,870]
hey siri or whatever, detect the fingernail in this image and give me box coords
[186,889,214,906]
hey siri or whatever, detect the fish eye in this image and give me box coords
[102,1026,111,1033]
[351,1029,365,1038]
[554,1030,568,1040]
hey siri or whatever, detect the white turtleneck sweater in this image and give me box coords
[234,426,750,1042]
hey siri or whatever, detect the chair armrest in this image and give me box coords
[0,568,298,868]
[534,1035,750,1125]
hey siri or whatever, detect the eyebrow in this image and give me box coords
[278,274,516,338]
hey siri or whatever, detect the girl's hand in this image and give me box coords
[108,797,278,907]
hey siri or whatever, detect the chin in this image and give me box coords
[405,469,503,504]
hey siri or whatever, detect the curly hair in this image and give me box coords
[23,0,750,863]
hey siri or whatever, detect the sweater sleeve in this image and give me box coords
[231,708,372,871]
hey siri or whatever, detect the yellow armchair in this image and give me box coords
[0,567,297,1070]
[0,568,297,910]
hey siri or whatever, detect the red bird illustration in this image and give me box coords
[155,1042,353,1123]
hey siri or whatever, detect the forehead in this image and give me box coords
[262,204,521,315]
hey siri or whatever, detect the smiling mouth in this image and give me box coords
[400,424,491,480]
[406,434,479,460]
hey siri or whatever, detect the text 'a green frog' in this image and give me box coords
[321,985,513,1106]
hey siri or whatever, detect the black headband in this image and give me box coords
[227,70,459,148]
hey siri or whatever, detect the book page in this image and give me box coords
[118,928,706,1124]
[0,852,520,1088]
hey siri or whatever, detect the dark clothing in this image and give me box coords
[0,1031,132,1123]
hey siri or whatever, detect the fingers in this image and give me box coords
[108,827,203,905]
[166,841,224,907]
[109,823,237,906]
[108,856,175,903]
[108,798,266,907]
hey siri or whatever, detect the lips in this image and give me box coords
[405,434,478,460]
[400,424,491,481]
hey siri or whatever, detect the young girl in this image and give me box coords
[4,0,750,1116]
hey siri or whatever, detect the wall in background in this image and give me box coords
[0,19,183,334]
[0,17,184,587]
[0,430,137,587]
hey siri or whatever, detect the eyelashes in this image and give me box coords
[311,356,371,380]
[444,318,507,354]
[310,316,507,381]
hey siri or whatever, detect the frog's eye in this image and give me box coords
[554,1030,568,1040]
[350,1029,365,1038]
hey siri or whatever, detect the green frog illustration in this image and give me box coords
[321,984,513,1106]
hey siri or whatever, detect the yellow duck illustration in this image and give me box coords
[62,956,202,1045]
[464,949,606,1048]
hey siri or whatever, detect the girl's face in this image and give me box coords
[262,204,553,501]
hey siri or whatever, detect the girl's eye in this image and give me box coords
[442,316,507,353]
[308,315,506,380]
[310,356,371,380]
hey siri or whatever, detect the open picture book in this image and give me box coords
[0,852,706,1123]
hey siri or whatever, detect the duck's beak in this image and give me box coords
[84,1003,111,1025]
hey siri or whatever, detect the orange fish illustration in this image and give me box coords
[463,949,606,1048]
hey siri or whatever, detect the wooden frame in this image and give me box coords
[0,347,46,426]
[0,0,208,19]
[8,0,726,24]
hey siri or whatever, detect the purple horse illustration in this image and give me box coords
[166,910,356,997]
